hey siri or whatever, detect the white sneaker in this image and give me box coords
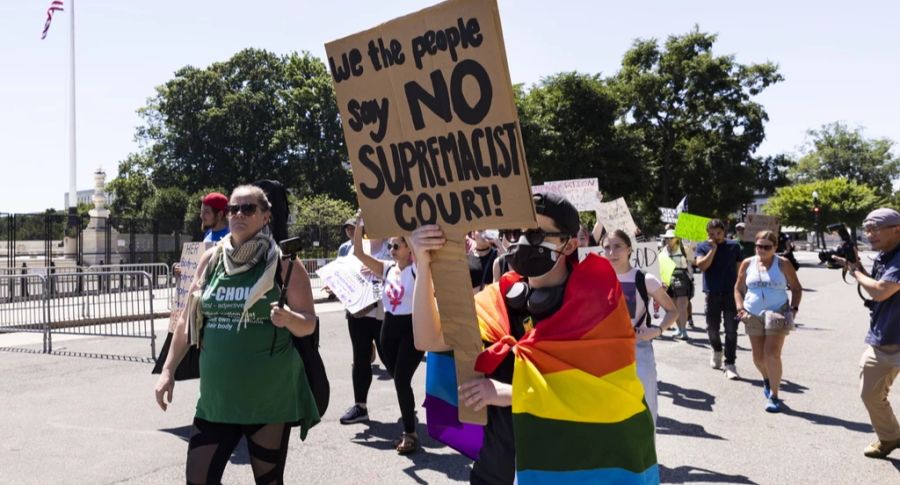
[724,364,739,380]
[710,351,723,369]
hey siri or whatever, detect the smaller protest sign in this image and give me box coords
[577,242,660,280]
[534,178,603,211]
[316,256,381,315]
[659,207,678,224]
[596,197,639,239]
[674,213,712,242]
[741,214,780,242]
[170,242,214,331]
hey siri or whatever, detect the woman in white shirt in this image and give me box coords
[604,229,678,423]
[354,216,422,454]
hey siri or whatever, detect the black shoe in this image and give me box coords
[339,404,369,424]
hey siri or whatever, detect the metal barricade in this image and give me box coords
[0,275,49,353]
[45,271,157,359]
[298,258,332,292]
[86,263,172,313]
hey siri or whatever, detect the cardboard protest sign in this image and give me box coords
[595,197,639,239]
[534,178,603,212]
[326,0,535,239]
[316,257,381,315]
[326,0,533,425]
[659,207,678,224]
[170,242,213,331]
[674,212,711,242]
[741,214,780,242]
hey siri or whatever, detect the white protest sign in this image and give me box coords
[170,242,214,331]
[578,242,660,279]
[596,197,639,239]
[659,207,678,224]
[316,256,381,315]
[741,214,781,242]
[533,178,603,211]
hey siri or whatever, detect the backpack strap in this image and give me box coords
[635,270,651,328]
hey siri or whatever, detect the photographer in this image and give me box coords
[834,208,900,459]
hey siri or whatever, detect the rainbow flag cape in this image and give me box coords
[474,253,658,484]
[423,351,484,460]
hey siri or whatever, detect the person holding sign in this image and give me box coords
[153,185,320,485]
[352,216,423,455]
[411,193,658,484]
[659,230,694,340]
[603,229,678,423]
[696,218,744,379]
[735,230,803,413]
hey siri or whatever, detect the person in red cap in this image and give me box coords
[201,192,230,242]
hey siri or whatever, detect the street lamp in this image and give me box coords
[812,190,822,249]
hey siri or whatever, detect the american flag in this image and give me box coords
[41,1,64,40]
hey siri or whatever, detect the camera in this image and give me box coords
[279,237,303,257]
[817,223,857,266]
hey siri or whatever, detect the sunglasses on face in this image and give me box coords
[227,203,259,216]
[505,228,569,246]
[755,244,774,250]
[389,243,404,251]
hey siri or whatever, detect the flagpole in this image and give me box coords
[67,0,77,212]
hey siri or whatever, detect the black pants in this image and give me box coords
[380,313,424,433]
[186,417,290,485]
[347,314,384,404]
[705,292,738,365]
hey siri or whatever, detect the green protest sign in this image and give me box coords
[674,212,711,241]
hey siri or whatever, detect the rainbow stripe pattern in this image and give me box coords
[474,253,658,484]
[423,351,484,460]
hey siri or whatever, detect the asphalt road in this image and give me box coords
[0,251,897,484]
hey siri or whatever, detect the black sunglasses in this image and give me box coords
[504,228,569,246]
[227,203,259,216]
[755,244,774,250]
[388,243,403,250]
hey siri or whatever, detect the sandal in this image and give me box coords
[395,432,419,455]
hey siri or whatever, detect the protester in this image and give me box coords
[200,192,230,243]
[491,229,518,281]
[337,218,356,257]
[604,229,678,422]
[338,227,391,426]
[834,208,900,458]
[734,230,802,413]
[696,218,743,379]
[469,230,498,293]
[733,223,756,260]
[154,185,320,484]
[660,229,694,340]
[353,216,422,454]
[411,193,658,484]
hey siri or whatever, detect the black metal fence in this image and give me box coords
[1,212,346,268]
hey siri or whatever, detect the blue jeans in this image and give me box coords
[706,292,738,365]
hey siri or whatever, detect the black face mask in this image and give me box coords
[508,242,563,278]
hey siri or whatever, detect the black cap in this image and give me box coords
[533,192,580,237]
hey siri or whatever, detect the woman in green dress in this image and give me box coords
[154,185,320,484]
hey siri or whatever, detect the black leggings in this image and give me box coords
[186,417,290,485]
[347,314,384,404]
[380,313,424,433]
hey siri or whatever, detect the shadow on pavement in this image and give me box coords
[659,464,757,483]
[0,346,154,363]
[740,378,808,395]
[658,381,715,412]
[350,419,472,483]
[159,425,250,465]
[656,416,724,440]
[778,405,873,433]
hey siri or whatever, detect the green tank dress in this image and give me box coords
[195,257,319,439]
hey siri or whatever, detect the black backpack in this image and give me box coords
[256,179,330,418]
[634,270,652,328]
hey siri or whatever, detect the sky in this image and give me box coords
[1,0,898,214]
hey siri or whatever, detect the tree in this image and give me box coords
[144,187,190,233]
[612,27,783,218]
[790,122,899,197]
[290,194,356,255]
[764,178,880,230]
[107,152,155,219]
[125,48,353,205]
[753,154,795,195]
